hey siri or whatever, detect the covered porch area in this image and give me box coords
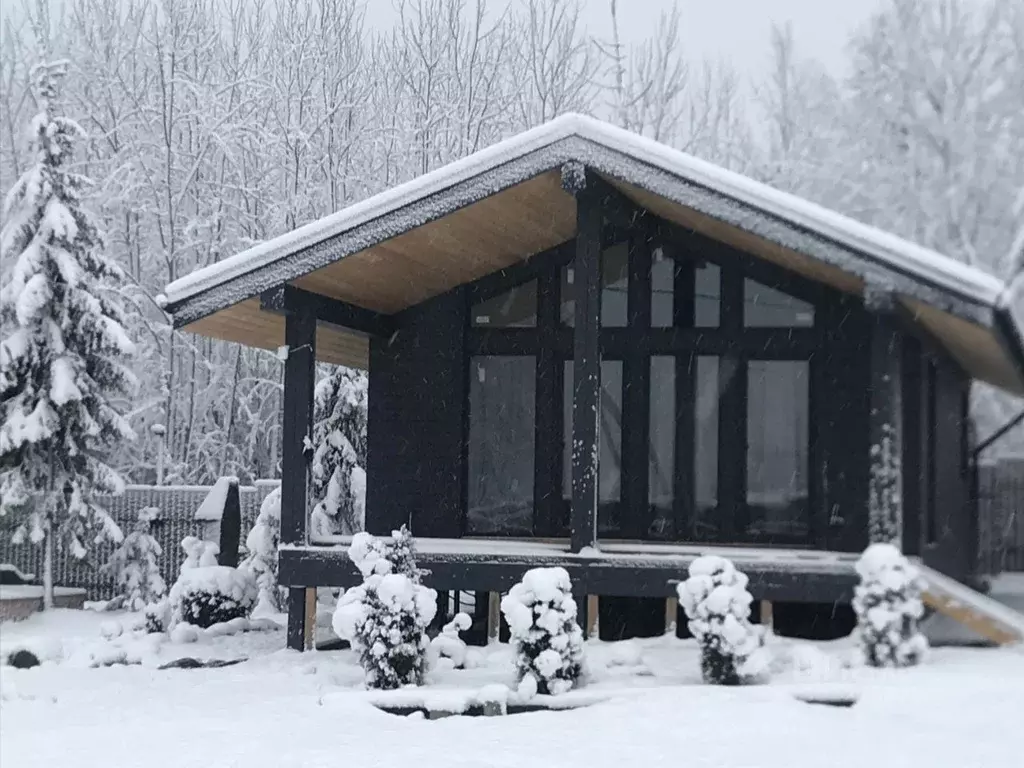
[161,115,1024,650]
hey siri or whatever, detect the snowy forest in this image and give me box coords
[1,0,1022,489]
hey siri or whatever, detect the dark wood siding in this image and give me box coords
[366,289,467,538]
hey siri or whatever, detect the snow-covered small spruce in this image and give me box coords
[240,486,284,616]
[677,555,766,686]
[332,526,436,689]
[310,367,367,537]
[0,58,136,609]
[100,506,166,611]
[853,543,929,668]
[501,567,585,697]
[429,612,472,669]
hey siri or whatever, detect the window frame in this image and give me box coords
[461,227,832,545]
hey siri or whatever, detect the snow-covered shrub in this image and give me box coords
[169,566,257,629]
[501,567,585,697]
[853,543,928,668]
[430,612,472,669]
[143,599,170,634]
[180,535,219,570]
[240,487,284,615]
[310,367,368,536]
[677,555,766,686]
[100,506,166,611]
[332,527,436,689]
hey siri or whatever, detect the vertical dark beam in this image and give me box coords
[281,308,317,651]
[535,267,560,537]
[563,161,602,553]
[866,287,903,547]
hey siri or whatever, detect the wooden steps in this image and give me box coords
[917,565,1024,646]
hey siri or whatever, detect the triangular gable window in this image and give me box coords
[743,279,814,327]
[471,280,538,327]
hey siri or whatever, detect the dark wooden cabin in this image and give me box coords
[162,115,1024,649]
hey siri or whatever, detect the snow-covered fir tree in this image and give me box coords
[100,506,166,611]
[501,567,585,697]
[853,543,929,668]
[310,367,367,537]
[0,57,135,608]
[677,555,767,686]
[240,486,284,615]
[332,527,436,689]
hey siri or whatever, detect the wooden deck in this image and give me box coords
[282,538,860,603]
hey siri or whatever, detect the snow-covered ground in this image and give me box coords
[2,609,1023,768]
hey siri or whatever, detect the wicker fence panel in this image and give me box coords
[978,459,1024,574]
[0,482,277,601]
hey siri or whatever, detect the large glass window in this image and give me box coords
[562,360,623,535]
[745,360,809,538]
[560,242,629,327]
[648,357,675,537]
[696,263,721,328]
[650,250,675,327]
[695,356,721,537]
[467,356,536,535]
[471,281,537,327]
[744,279,814,328]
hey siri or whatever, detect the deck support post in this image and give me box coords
[281,307,317,651]
[866,286,904,547]
[487,591,502,644]
[665,596,678,635]
[563,161,602,554]
[760,599,774,634]
[586,595,600,640]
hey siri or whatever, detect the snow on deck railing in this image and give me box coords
[293,537,857,571]
[164,113,1007,310]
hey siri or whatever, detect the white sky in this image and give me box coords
[365,0,893,79]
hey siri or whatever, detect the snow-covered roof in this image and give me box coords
[164,113,1007,310]
[161,113,1024,392]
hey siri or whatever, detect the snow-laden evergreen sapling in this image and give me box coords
[0,58,135,609]
[100,506,166,611]
[853,543,929,668]
[429,612,472,670]
[677,555,767,685]
[332,526,437,689]
[501,567,585,697]
[310,367,367,537]
[240,486,284,616]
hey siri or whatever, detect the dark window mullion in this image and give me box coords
[534,267,560,537]
[624,233,651,538]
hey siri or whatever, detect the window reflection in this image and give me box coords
[471,281,537,327]
[467,356,535,535]
[696,263,720,328]
[694,356,720,537]
[744,279,814,327]
[746,360,809,538]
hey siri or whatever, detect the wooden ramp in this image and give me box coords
[918,565,1024,646]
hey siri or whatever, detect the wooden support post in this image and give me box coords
[760,599,773,634]
[665,596,678,635]
[866,288,904,547]
[564,161,601,554]
[281,308,317,651]
[304,587,317,651]
[487,591,501,644]
[586,595,600,640]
